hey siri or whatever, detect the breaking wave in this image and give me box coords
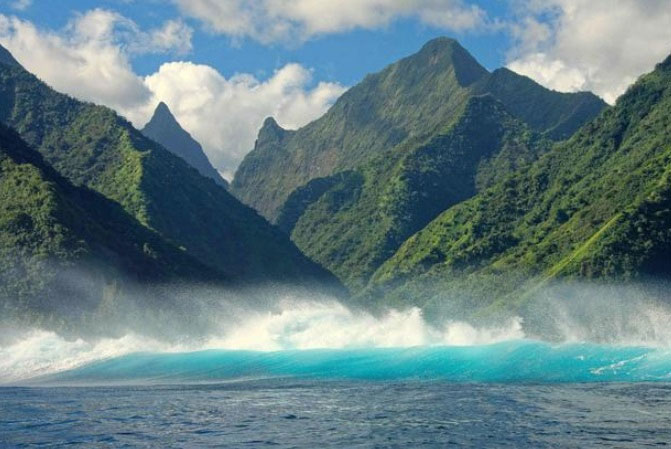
[3,297,671,385]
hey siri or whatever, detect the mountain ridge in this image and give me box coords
[367,52,671,315]
[232,36,607,223]
[0,44,343,292]
[232,37,606,291]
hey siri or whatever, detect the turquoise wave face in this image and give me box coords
[37,340,671,385]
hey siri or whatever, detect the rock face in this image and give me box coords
[142,102,228,188]
[0,44,344,296]
[232,37,607,291]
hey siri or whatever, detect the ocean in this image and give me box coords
[2,380,671,448]
[4,301,671,447]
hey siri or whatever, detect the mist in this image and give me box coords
[3,264,671,384]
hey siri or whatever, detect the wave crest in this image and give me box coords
[4,297,671,385]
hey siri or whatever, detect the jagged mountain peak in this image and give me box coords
[151,101,175,121]
[417,36,471,61]
[262,116,281,129]
[420,35,459,48]
[146,102,181,130]
[410,36,489,86]
[258,117,287,143]
[142,102,228,188]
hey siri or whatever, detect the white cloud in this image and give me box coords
[0,11,344,176]
[0,11,152,113]
[0,10,193,114]
[507,0,671,104]
[173,0,488,44]
[508,53,587,93]
[144,62,346,177]
[145,19,193,55]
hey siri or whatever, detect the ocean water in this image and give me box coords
[3,381,671,448]
[3,342,671,448]
[24,341,671,384]
[4,300,671,447]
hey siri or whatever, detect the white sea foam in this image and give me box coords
[0,330,178,383]
[4,287,671,384]
[203,300,524,351]
[0,300,523,383]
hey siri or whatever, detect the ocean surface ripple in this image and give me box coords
[2,381,671,448]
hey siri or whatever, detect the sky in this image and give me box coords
[1,1,670,179]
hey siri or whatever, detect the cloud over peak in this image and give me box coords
[144,62,346,176]
[507,0,671,104]
[0,9,345,176]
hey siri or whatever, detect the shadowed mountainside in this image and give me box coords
[0,123,223,321]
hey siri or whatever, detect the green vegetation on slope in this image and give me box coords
[369,55,671,316]
[232,37,606,222]
[285,95,549,290]
[231,37,604,294]
[0,48,340,289]
[232,38,489,220]
[0,123,221,320]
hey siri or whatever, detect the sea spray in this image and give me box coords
[524,282,671,345]
[0,301,522,383]
[202,300,525,350]
[4,294,671,385]
[0,330,175,383]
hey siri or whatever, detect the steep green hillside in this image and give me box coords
[370,55,671,315]
[232,37,605,222]
[285,95,549,290]
[0,123,220,319]
[0,46,340,289]
[232,38,484,220]
[142,102,228,188]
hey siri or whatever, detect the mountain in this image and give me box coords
[232,37,606,222]
[369,54,671,316]
[142,102,228,188]
[282,95,549,290]
[0,123,221,321]
[0,46,20,68]
[233,37,606,290]
[0,45,341,291]
[471,67,606,140]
